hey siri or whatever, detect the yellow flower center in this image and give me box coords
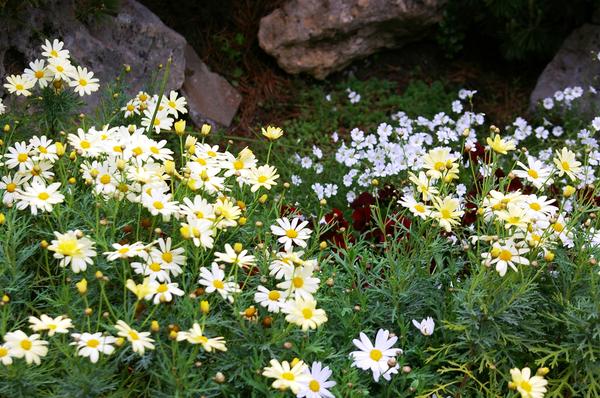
[38,192,50,200]
[434,161,446,171]
[17,153,28,162]
[127,104,135,111]
[20,339,32,350]
[414,204,425,213]
[302,308,313,319]
[153,118,161,126]
[520,380,533,393]
[153,201,164,210]
[207,151,217,157]
[292,277,304,288]
[244,307,256,317]
[499,249,513,262]
[196,157,207,166]
[57,238,79,256]
[15,83,24,91]
[6,182,17,192]
[80,140,91,149]
[38,146,48,154]
[132,147,143,156]
[194,335,209,344]
[128,331,139,341]
[99,174,111,184]
[561,161,570,171]
[281,372,295,381]
[79,79,87,87]
[168,100,176,108]
[150,146,159,154]
[529,203,541,211]
[369,349,382,361]
[86,339,100,348]
[440,209,451,219]
[157,284,168,293]
[162,252,173,263]
[527,169,539,179]
[118,247,130,254]
[258,175,268,183]
[50,50,58,57]
[286,229,298,238]
[35,70,45,79]
[233,160,244,170]
[213,280,224,289]
[0,347,8,357]
[268,290,280,300]
[309,380,320,392]
[149,262,162,272]
[56,65,64,72]
[552,222,564,232]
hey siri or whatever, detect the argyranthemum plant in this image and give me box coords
[0,38,599,398]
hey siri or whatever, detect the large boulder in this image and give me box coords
[258,0,446,79]
[530,24,600,113]
[0,0,241,126]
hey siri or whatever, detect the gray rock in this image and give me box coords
[530,23,600,113]
[0,0,241,126]
[181,45,242,127]
[0,0,185,104]
[258,0,446,79]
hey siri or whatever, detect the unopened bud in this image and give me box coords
[213,372,225,383]
[76,279,88,295]
[174,120,186,135]
[201,124,211,136]
[200,300,210,314]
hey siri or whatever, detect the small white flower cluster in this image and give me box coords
[3,39,99,97]
[347,88,361,104]
[540,86,584,110]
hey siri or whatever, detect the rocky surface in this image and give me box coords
[0,0,241,126]
[258,0,446,79]
[181,45,242,127]
[530,23,600,113]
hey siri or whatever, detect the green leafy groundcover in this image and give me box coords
[0,39,598,398]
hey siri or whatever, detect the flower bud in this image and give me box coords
[213,372,225,383]
[563,185,576,197]
[0,213,5,225]
[76,279,88,295]
[238,217,247,226]
[174,120,186,135]
[200,300,210,314]
[55,142,65,156]
[233,243,243,253]
[151,320,160,332]
[201,124,211,136]
[536,367,550,376]
[164,160,176,175]
[258,194,268,204]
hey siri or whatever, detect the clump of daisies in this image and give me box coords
[121,89,187,133]
[3,39,99,97]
